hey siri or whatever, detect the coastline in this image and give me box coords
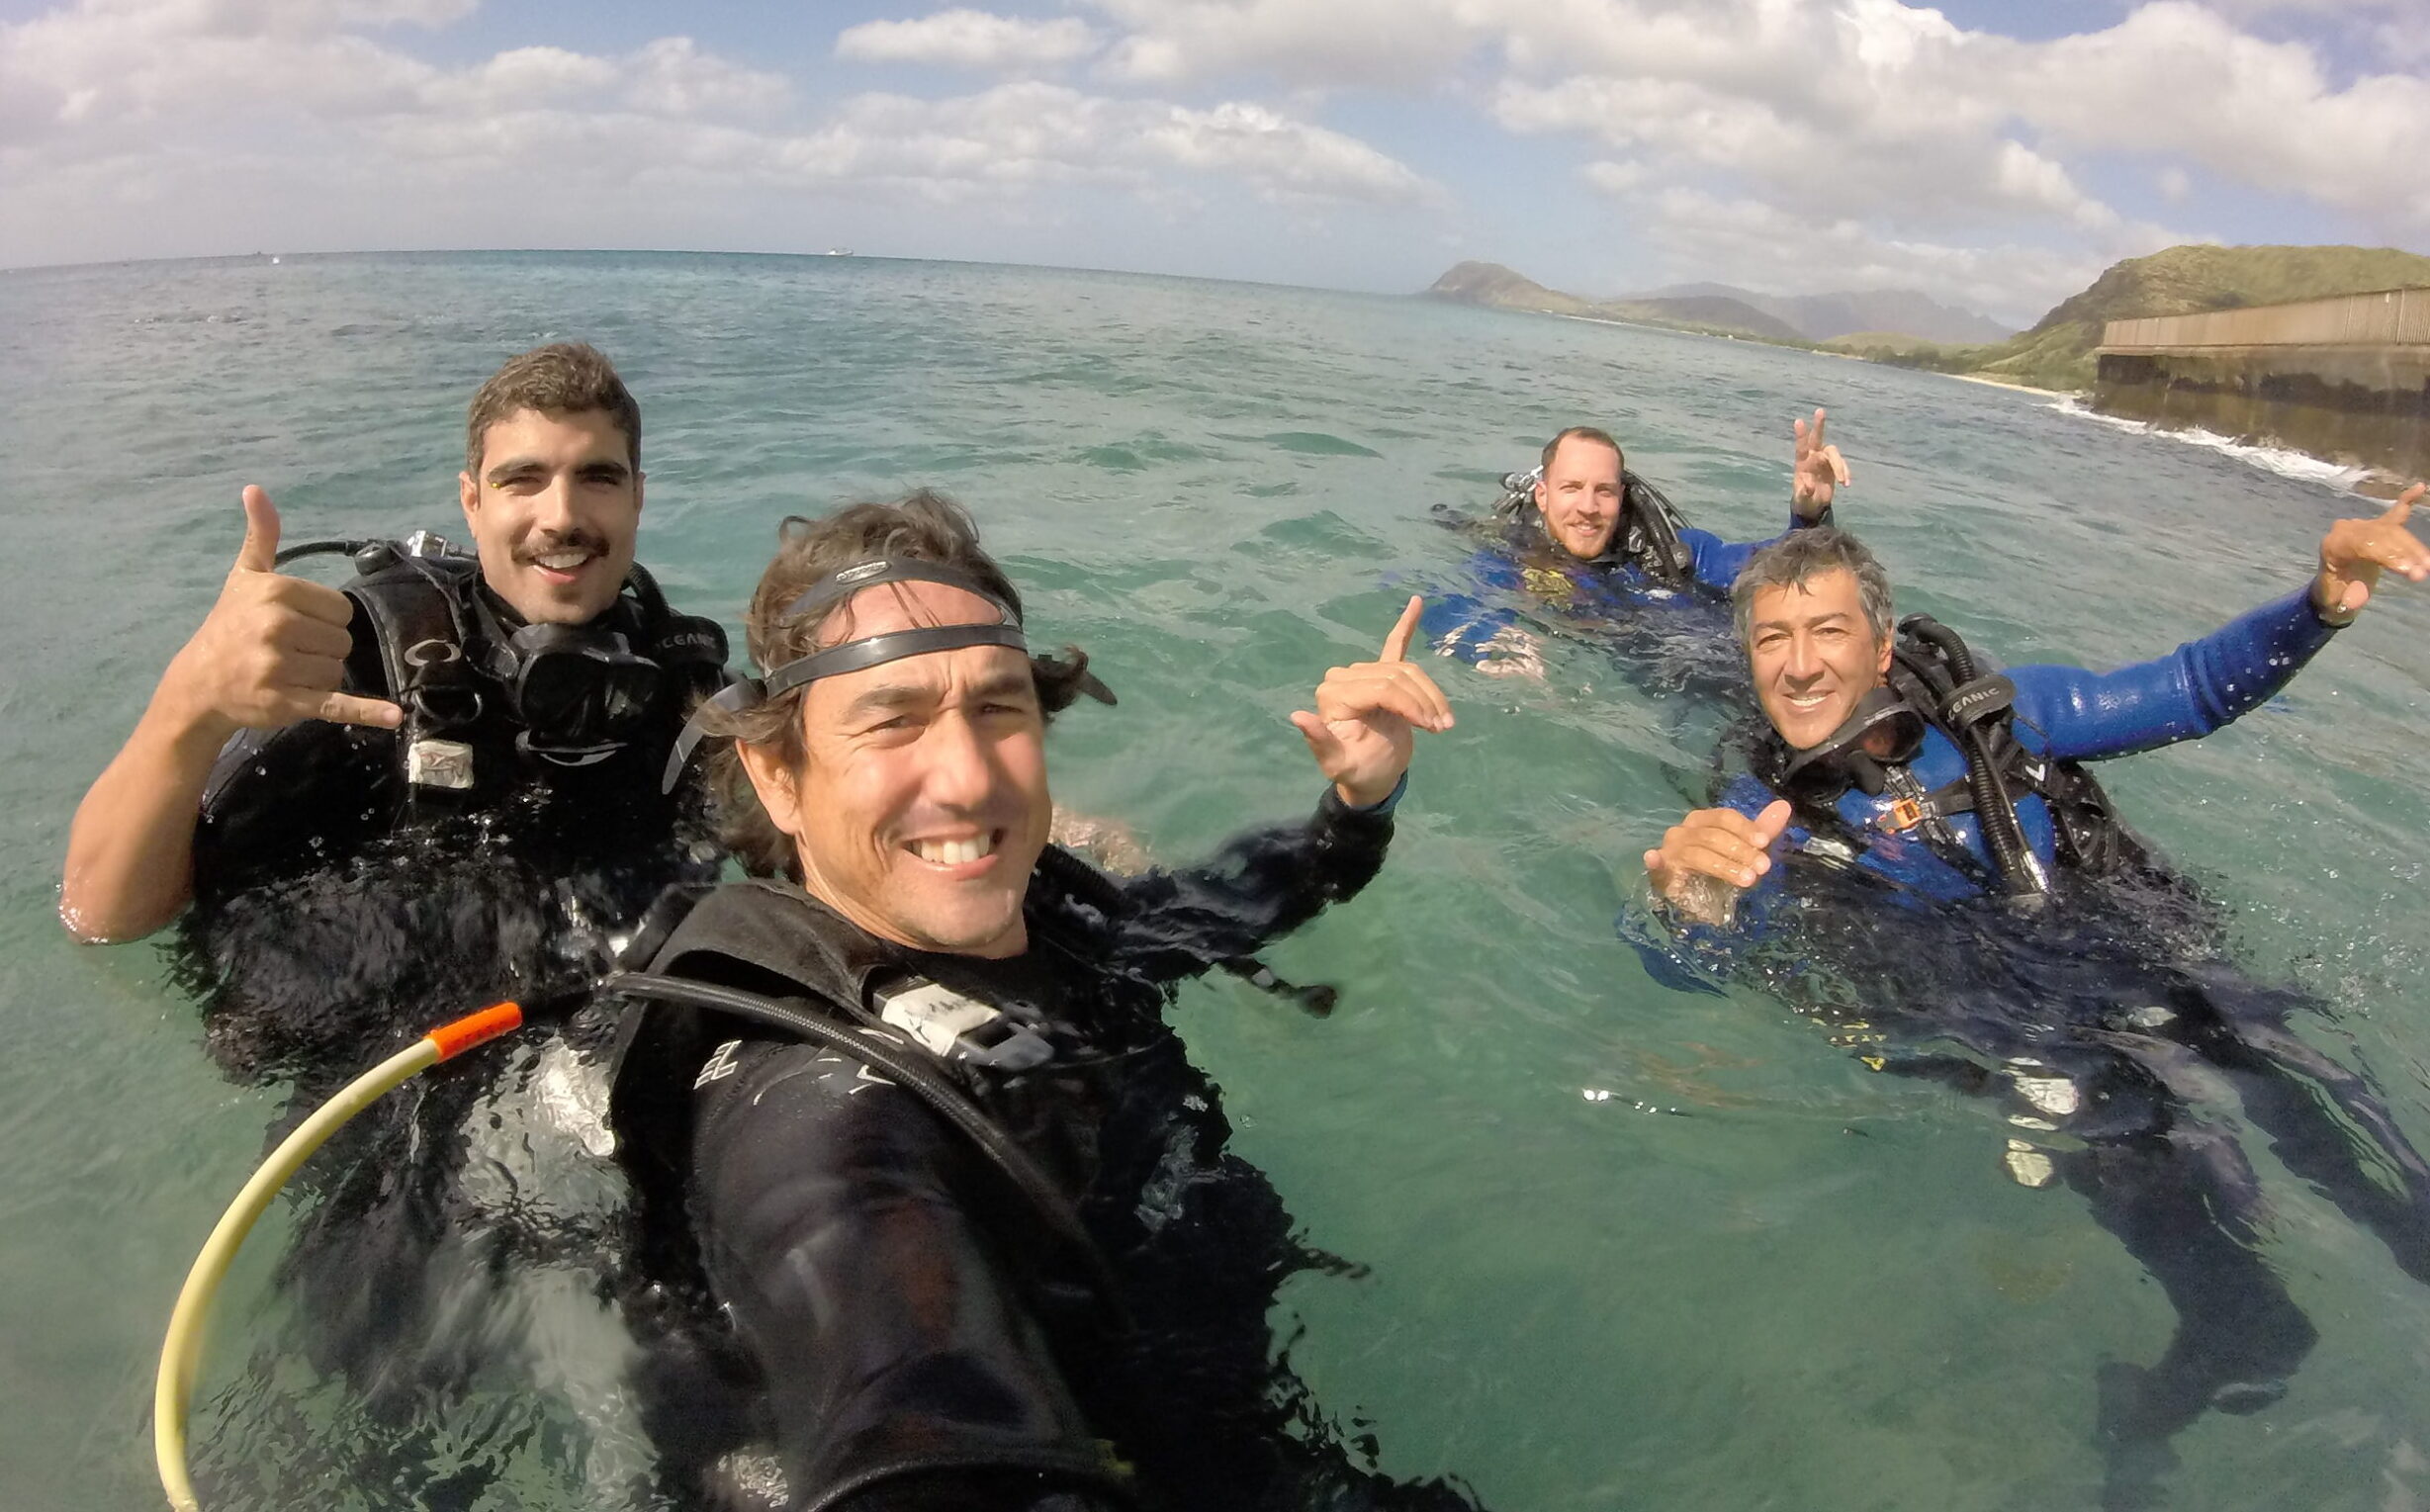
[1944,371,2068,399]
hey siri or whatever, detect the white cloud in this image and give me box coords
[1582,158,1644,194]
[0,1,1440,266]
[1083,0,2430,247]
[2006,3,2430,232]
[1632,186,2177,323]
[1090,0,1485,89]
[836,9,1101,72]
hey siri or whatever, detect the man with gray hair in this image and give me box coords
[1640,496,2430,1504]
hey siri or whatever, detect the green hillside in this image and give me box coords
[1884,243,2430,392]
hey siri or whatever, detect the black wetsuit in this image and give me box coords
[607,794,1480,1512]
[169,554,724,1507]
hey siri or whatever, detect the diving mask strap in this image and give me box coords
[661,572,1032,794]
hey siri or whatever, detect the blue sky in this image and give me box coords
[3,0,2424,325]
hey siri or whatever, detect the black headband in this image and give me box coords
[662,558,1031,793]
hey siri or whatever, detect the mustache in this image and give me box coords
[514,529,608,563]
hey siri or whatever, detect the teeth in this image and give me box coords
[913,836,993,865]
[535,551,589,571]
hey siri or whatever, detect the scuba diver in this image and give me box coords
[603,491,1477,1511]
[61,344,730,1505]
[1639,500,2430,1508]
[1423,410,1846,691]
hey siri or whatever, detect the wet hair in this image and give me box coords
[1731,525,1896,648]
[464,343,642,475]
[1540,425,1625,477]
[703,489,1101,878]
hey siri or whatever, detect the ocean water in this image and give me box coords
[3,250,2427,1511]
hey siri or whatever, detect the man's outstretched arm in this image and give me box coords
[60,488,400,942]
[2015,486,2426,763]
[1681,407,1850,590]
[1098,596,1452,981]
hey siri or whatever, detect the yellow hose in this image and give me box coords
[153,1002,522,1512]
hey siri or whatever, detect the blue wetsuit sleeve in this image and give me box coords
[1419,547,1527,665]
[1419,593,1521,665]
[1681,506,1819,593]
[1680,526,1760,592]
[2010,585,2341,761]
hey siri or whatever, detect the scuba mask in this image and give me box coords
[498,621,666,757]
[1772,685,1927,800]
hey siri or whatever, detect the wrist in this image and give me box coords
[142,665,240,760]
[2309,573,2359,627]
[1330,771,1407,815]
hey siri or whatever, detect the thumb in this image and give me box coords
[2341,580,2370,617]
[1289,710,1345,771]
[1752,798,1794,845]
[235,486,281,575]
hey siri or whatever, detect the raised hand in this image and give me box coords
[1792,407,1850,520]
[1291,595,1454,808]
[1644,799,1793,926]
[2313,483,2428,624]
[160,487,403,737]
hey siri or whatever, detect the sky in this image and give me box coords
[3,0,2426,326]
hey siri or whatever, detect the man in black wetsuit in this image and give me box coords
[62,340,725,951]
[607,492,1467,1512]
[61,345,728,1501]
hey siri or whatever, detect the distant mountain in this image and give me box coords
[1423,261,1806,343]
[1425,261,1595,316]
[1627,282,2013,344]
[1428,246,2430,394]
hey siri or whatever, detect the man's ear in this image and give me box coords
[1874,629,1895,678]
[458,471,479,531]
[736,739,805,843]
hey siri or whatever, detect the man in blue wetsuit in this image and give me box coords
[1642,492,2430,1507]
[1427,410,1846,683]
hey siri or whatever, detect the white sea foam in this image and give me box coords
[2047,396,2369,490]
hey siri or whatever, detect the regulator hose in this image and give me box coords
[152,1002,525,1512]
[1900,616,2046,899]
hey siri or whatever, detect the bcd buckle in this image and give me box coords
[1882,796,1925,832]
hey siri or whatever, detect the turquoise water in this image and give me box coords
[3,250,2427,1510]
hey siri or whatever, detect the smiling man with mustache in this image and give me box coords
[62,342,727,944]
[57,346,733,1503]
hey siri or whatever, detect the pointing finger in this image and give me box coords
[235,486,282,575]
[1379,594,1425,663]
[2388,482,2423,524]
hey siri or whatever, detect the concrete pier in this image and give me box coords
[2095,288,2430,481]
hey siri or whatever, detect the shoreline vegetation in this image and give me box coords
[1430,245,2430,488]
